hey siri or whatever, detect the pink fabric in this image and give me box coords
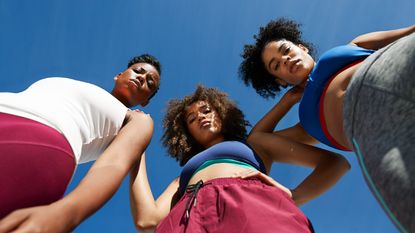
[0,112,75,219]
[156,177,314,233]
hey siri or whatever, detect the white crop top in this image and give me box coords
[0,77,128,164]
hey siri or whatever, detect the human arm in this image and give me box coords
[0,110,154,233]
[247,132,350,206]
[129,154,180,232]
[350,25,415,50]
[249,86,318,146]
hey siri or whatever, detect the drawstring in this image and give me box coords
[184,180,204,220]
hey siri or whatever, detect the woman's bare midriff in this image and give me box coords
[323,63,362,150]
[187,163,255,186]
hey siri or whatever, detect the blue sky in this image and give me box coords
[1,0,414,232]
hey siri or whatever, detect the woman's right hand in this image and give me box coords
[232,170,293,199]
[282,86,304,104]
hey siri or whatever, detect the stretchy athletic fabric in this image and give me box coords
[343,33,415,232]
[156,178,314,233]
[0,77,128,163]
[179,141,266,194]
[299,45,374,150]
[0,113,75,218]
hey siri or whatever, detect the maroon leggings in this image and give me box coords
[0,112,75,219]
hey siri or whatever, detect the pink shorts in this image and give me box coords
[0,113,75,218]
[155,177,314,233]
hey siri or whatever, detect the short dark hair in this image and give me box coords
[162,85,250,166]
[239,18,315,98]
[128,53,162,100]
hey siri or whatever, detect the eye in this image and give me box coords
[133,67,146,74]
[284,46,290,55]
[187,116,196,123]
[274,62,280,71]
[147,76,155,89]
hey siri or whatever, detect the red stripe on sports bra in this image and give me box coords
[319,59,364,151]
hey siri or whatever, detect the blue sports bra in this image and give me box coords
[179,141,266,194]
[299,45,375,150]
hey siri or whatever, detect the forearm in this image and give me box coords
[53,163,130,227]
[292,153,350,205]
[250,97,297,134]
[129,155,163,231]
[351,25,415,50]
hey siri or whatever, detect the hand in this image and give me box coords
[282,86,304,104]
[0,204,76,233]
[232,170,292,198]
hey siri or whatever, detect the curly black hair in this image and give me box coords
[239,18,315,98]
[128,54,162,100]
[162,85,250,166]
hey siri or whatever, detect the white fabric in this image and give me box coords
[0,77,128,164]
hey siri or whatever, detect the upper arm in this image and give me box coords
[273,123,318,146]
[95,110,154,172]
[248,130,333,170]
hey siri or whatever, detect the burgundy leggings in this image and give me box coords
[0,112,75,219]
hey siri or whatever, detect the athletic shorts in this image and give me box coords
[155,177,314,233]
[0,112,75,218]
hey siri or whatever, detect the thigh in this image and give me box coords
[343,33,415,232]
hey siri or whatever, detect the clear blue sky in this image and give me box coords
[1,0,414,232]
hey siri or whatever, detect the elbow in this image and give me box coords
[332,153,351,174]
[134,219,158,233]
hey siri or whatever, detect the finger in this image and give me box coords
[240,170,260,179]
[232,169,255,178]
[0,211,29,233]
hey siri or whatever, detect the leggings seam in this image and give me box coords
[0,141,75,162]
[361,83,415,104]
[349,44,394,138]
[352,139,408,233]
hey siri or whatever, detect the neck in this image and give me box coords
[111,89,130,107]
[204,136,225,149]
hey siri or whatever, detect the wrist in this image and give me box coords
[52,199,82,228]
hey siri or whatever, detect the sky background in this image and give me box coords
[1,0,414,232]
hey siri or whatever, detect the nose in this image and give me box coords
[136,74,146,86]
[283,56,290,65]
[197,112,206,122]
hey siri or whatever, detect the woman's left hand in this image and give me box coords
[232,170,292,198]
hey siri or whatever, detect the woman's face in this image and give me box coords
[261,40,315,87]
[185,100,224,148]
[113,63,160,107]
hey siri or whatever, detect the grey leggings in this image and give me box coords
[344,32,415,233]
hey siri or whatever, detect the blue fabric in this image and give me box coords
[179,141,266,194]
[299,45,375,149]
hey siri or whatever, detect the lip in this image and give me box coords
[200,120,211,128]
[129,78,141,88]
[289,59,300,73]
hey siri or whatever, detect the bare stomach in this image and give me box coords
[323,62,362,150]
[187,163,255,186]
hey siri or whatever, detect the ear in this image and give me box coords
[113,72,122,81]
[275,78,288,86]
[298,44,309,53]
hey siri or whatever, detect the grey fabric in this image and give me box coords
[344,33,415,233]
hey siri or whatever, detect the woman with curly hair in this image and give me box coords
[240,18,415,232]
[129,85,349,232]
